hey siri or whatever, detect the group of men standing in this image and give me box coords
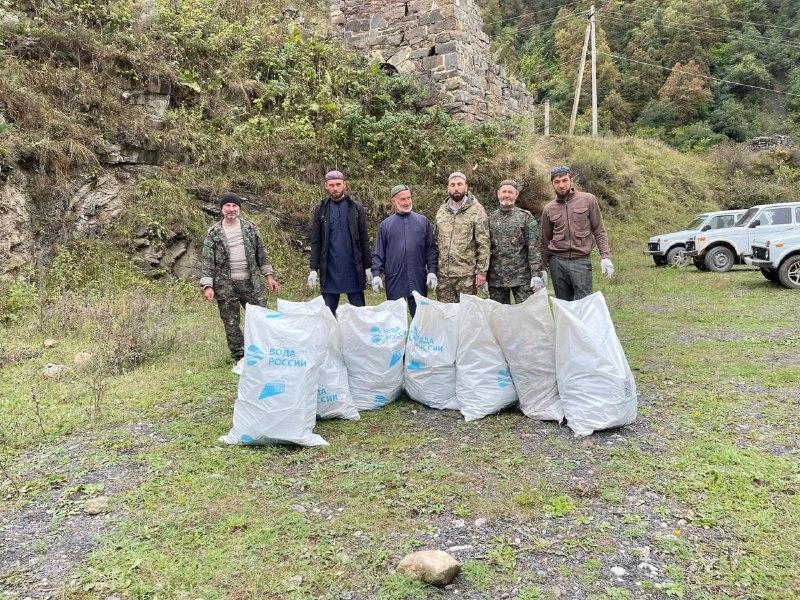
[201,166,614,361]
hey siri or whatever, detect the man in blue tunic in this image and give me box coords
[371,184,438,317]
[308,170,372,316]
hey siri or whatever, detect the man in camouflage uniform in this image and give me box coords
[200,191,279,361]
[434,171,490,303]
[487,179,546,304]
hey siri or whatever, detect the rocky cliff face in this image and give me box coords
[0,69,200,281]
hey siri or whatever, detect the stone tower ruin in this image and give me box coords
[330,0,535,121]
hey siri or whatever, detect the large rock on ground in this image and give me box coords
[396,550,461,585]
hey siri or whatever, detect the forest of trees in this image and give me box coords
[479,0,800,149]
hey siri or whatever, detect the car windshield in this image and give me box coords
[686,216,706,230]
[735,208,759,227]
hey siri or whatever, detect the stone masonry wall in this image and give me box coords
[330,0,535,121]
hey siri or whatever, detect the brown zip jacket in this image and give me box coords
[539,190,610,264]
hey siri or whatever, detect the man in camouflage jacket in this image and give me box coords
[200,191,279,361]
[487,179,545,304]
[434,171,490,303]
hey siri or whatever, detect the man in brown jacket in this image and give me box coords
[539,165,614,301]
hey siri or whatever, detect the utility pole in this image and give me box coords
[568,19,591,136]
[590,3,598,137]
[544,100,550,136]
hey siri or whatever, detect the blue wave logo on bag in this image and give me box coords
[317,387,339,404]
[263,310,283,319]
[373,394,389,408]
[370,325,407,346]
[258,380,286,399]
[497,368,512,388]
[245,344,265,366]
[407,359,425,371]
[388,351,403,368]
[240,433,256,444]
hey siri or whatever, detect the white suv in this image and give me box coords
[749,230,800,288]
[686,202,800,272]
[645,210,745,267]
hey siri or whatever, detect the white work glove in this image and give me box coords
[530,276,544,293]
[307,270,318,289]
[601,258,615,278]
[426,273,438,290]
[365,269,372,282]
[371,276,383,293]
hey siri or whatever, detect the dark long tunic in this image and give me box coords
[372,211,438,300]
[323,198,360,294]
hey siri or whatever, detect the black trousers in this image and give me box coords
[322,291,365,316]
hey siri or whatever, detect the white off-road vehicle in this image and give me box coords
[644,210,745,267]
[685,202,800,272]
[749,230,800,289]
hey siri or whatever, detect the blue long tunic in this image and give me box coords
[372,211,438,300]
[323,198,360,294]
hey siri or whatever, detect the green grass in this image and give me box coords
[2,203,800,599]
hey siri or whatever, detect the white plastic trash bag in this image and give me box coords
[338,298,408,410]
[276,296,359,421]
[220,304,329,447]
[551,292,637,437]
[456,294,518,421]
[404,291,460,410]
[490,290,562,421]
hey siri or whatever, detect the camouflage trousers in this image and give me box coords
[216,279,265,360]
[488,284,532,305]
[436,275,476,303]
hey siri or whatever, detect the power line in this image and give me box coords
[600,51,800,97]
[482,0,599,30]
[599,9,800,53]
[600,0,799,34]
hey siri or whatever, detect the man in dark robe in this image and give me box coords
[371,184,438,317]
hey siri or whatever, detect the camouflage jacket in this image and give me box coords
[199,218,273,296]
[487,206,541,287]
[434,194,490,278]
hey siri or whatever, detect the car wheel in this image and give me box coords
[760,267,780,283]
[778,255,800,289]
[693,257,708,271]
[666,246,689,267]
[704,246,735,272]
[653,256,668,267]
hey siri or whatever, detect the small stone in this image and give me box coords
[638,546,652,561]
[43,339,57,348]
[452,518,465,528]
[446,544,474,552]
[397,550,461,585]
[73,351,93,366]
[286,575,303,590]
[84,496,109,515]
[41,363,65,377]
[611,566,627,577]
[474,517,487,527]
[638,562,657,575]
[290,504,307,514]
[500,593,510,599]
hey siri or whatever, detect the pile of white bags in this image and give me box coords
[456,294,518,421]
[404,291,460,410]
[276,296,359,421]
[337,298,408,410]
[220,304,328,447]
[490,290,562,421]
[551,292,637,437]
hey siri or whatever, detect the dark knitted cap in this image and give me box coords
[550,165,573,180]
[219,191,242,207]
[498,179,519,190]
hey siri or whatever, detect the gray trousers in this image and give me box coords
[549,255,592,301]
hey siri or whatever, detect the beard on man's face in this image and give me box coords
[449,192,465,202]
